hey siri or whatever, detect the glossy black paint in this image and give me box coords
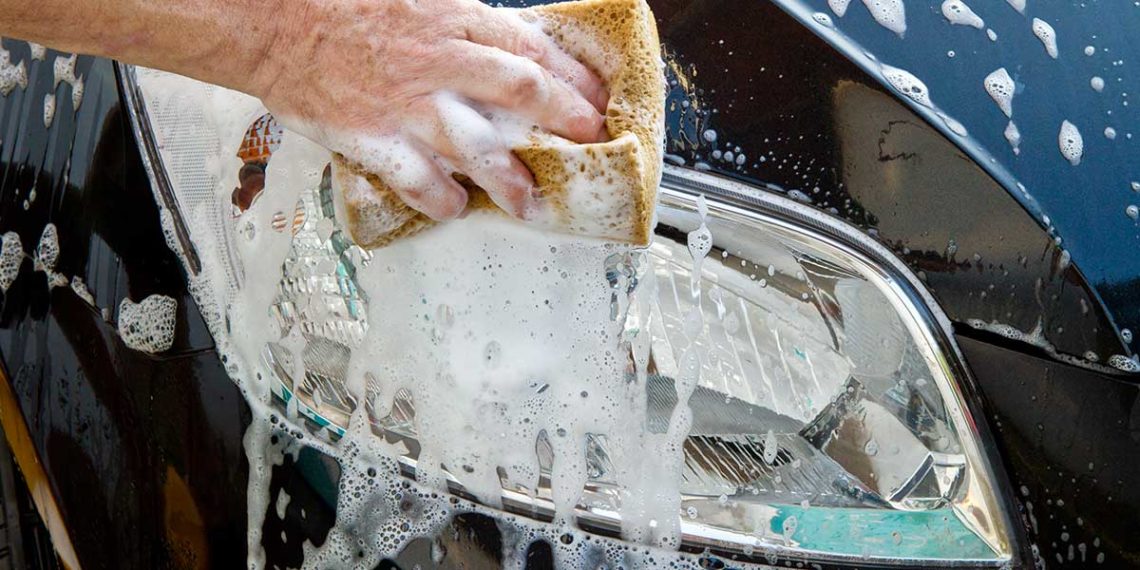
[0,2,1137,569]
[783,0,1140,347]
[0,50,250,567]
[958,331,1140,568]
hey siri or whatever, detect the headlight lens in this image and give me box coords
[123,65,1013,567]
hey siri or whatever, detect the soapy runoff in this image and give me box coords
[133,0,695,566]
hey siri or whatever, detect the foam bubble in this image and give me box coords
[70,276,95,306]
[43,93,55,128]
[1091,76,1105,92]
[861,0,907,36]
[812,12,834,27]
[880,64,931,107]
[828,0,852,16]
[1006,0,1026,14]
[0,47,27,95]
[983,68,1015,118]
[0,232,23,292]
[1032,18,1058,59]
[1108,355,1140,373]
[33,224,59,273]
[71,76,84,112]
[1105,127,1117,140]
[27,41,45,61]
[117,294,178,353]
[1004,121,1022,155]
[941,0,984,29]
[1058,120,1083,166]
[1084,45,1096,56]
[52,54,76,88]
[987,28,997,42]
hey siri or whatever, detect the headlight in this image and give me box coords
[122,65,1015,567]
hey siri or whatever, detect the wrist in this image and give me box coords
[246,0,310,103]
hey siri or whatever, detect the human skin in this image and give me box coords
[0,0,609,219]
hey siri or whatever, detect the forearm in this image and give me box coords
[0,0,285,96]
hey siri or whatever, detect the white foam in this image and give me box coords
[27,41,45,60]
[1031,18,1058,59]
[1058,120,1083,166]
[52,54,76,88]
[941,0,984,29]
[117,294,178,353]
[812,12,834,27]
[828,0,852,16]
[880,64,931,107]
[986,28,998,42]
[70,276,95,306]
[43,93,55,128]
[1006,0,1026,14]
[984,68,1015,118]
[0,232,22,292]
[861,0,907,36]
[1091,76,1105,92]
[0,46,26,95]
[1084,45,1096,56]
[1105,127,1117,140]
[1004,121,1022,155]
[71,76,84,112]
[33,224,59,273]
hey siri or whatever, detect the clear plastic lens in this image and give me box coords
[126,67,1011,566]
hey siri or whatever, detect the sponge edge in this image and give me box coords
[334,0,665,249]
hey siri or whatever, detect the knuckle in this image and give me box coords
[514,33,546,61]
[507,67,548,105]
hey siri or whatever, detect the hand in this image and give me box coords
[254,0,609,221]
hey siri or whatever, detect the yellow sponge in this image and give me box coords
[334,0,665,248]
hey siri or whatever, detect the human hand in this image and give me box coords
[253,0,609,221]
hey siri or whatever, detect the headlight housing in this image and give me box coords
[121,65,1015,567]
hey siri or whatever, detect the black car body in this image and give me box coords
[0,0,1137,568]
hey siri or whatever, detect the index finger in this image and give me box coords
[467,6,609,113]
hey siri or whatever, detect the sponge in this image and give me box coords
[333,0,665,248]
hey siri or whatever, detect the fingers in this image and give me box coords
[348,136,469,221]
[440,42,608,144]
[466,6,608,113]
[406,96,536,219]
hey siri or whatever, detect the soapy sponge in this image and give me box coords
[333,0,665,248]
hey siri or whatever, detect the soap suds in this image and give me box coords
[941,0,984,29]
[1005,0,1026,14]
[1091,76,1105,92]
[27,42,45,60]
[828,0,852,17]
[1031,18,1058,59]
[117,295,178,353]
[1004,121,1022,155]
[984,68,1015,118]
[43,93,55,128]
[1058,120,1083,166]
[70,276,95,306]
[52,54,76,88]
[880,64,931,107]
[33,224,59,273]
[0,46,27,95]
[0,232,23,292]
[861,0,906,36]
[71,75,84,112]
